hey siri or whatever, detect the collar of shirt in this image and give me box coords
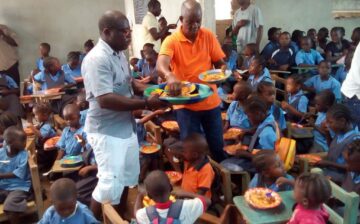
[257,114,275,129]
[336,126,359,143]
[155,200,173,209]
[288,90,304,103]
[177,26,204,44]
[61,202,79,221]
[351,172,360,184]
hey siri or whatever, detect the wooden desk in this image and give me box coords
[50,160,82,173]
[234,191,295,224]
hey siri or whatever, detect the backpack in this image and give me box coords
[146,200,183,224]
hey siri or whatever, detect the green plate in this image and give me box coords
[60,155,83,168]
[144,83,213,105]
[198,69,232,84]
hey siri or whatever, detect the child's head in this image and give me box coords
[326,104,353,133]
[285,74,302,94]
[294,173,331,209]
[330,27,342,43]
[257,81,276,107]
[253,151,285,179]
[182,133,208,163]
[345,139,360,173]
[267,27,281,42]
[3,126,26,155]
[317,60,331,78]
[43,56,61,74]
[307,28,317,42]
[83,39,94,54]
[142,43,155,56]
[130,57,139,67]
[222,43,233,60]
[243,43,258,57]
[66,51,81,70]
[33,103,52,123]
[39,42,51,57]
[76,92,89,111]
[244,96,268,126]
[232,81,252,102]
[0,112,20,136]
[314,90,335,113]
[300,36,312,52]
[158,17,168,31]
[50,178,77,218]
[148,0,161,17]
[291,30,304,45]
[144,49,158,67]
[144,170,171,202]
[279,32,291,48]
[248,55,265,76]
[351,27,360,44]
[63,104,80,128]
[318,27,329,41]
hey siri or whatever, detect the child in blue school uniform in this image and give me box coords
[75,92,89,126]
[139,50,159,85]
[137,43,155,73]
[36,42,51,72]
[222,43,238,71]
[303,60,342,101]
[80,39,95,62]
[269,32,295,71]
[249,150,294,191]
[295,36,324,68]
[39,178,100,224]
[261,27,281,61]
[56,104,88,160]
[257,81,287,132]
[247,56,272,91]
[62,51,82,78]
[316,104,360,184]
[0,72,23,118]
[342,140,360,196]
[241,43,258,70]
[281,74,309,123]
[0,127,31,224]
[334,48,354,84]
[0,112,21,147]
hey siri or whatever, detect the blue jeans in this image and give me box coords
[176,107,226,162]
[344,96,360,128]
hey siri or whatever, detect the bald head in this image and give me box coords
[98,10,128,32]
[50,178,77,202]
[181,0,202,17]
[180,0,202,41]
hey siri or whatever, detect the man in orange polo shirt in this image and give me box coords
[157,0,227,162]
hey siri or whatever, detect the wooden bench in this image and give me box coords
[102,203,129,224]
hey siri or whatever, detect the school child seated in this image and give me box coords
[249,151,294,191]
[137,43,155,73]
[269,32,295,71]
[290,30,304,54]
[81,39,94,61]
[261,27,281,61]
[61,51,82,78]
[281,74,309,123]
[56,104,88,160]
[316,104,360,184]
[222,43,238,71]
[241,43,258,70]
[295,36,324,68]
[303,60,341,101]
[307,28,317,50]
[247,56,272,90]
[325,27,351,64]
[0,126,31,224]
[351,27,360,49]
[287,173,331,224]
[158,17,172,43]
[223,81,252,131]
[36,42,51,72]
[135,170,211,224]
[75,92,89,126]
[0,112,21,146]
[0,72,23,118]
[317,27,329,57]
[257,81,286,131]
[130,57,140,73]
[139,50,159,85]
[334,48,354,84]
[39,178,100,224]
[180,133,215,199]
[343,140,360,195]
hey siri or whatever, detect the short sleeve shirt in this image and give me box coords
[82,38,136,138]
[36,58,45,71]
[287,204,329,224]
[34,70,75,90]
[256,115,277,150]
[62,63,82,78]
[142,12,161,52]
[325,40,351,57]
[288,90,309,113]
[56,126,87,157]
[39,122,56,139]
[295,49,324,66]
[304,75,342,100]
[226,101,251,129]
[270,48,294,68]
[313,112,328,152]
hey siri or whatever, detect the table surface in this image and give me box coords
[51,160,82,173]
[234,191,295,224]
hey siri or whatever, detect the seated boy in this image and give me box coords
[139,49,159,85]
[36,42,51,72]
[75,92,89,126]
[295,36,324,68]
[0,127,31,224]
[135,170,211,224]
[0,72,23,118]
[261,27,281,61]
[269,32,294,71]
[56,104,88,160]
[181,133,215,199]
[61,51,82,78]
[39,178,99,224]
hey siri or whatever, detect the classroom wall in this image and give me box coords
[0,0,125,80]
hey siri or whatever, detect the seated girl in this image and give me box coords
[247,56,272,91]
[62,51,82,78]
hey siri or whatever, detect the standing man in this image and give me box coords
[232,0,264,54]
[157,0,227,162]
[141,0,176,52]
[0,24,20,85]
[82,10,165,218]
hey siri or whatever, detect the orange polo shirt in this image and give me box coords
[181,159,215,199]
[159,27,225,111]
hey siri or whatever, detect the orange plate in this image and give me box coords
[44,88,61,95]
[224,144,247,155]
[244,187,282,209]
[20,95,33,101]
[44,136,61,150]
[140,143,161,154]
[23,128,34,136]
[161,121,179,132]
[297,154,321,164]
[223,128,243,140]
[143,195,176,207]
[165,171,182,184]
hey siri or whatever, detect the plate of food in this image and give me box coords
[140,142,161,154]
[23,127,34,136]
[198,69,231,84]
[161,121,180,132]
[44,136,61,150]
[60,155,83,168]
[297,154,321,164]
[224,144,248,155]
[144,82,213,105]
[143,195,176,207]
[223,128,244,140]
[244,188,282,210]
[165,171,182,185]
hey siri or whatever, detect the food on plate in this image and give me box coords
[143,195,176,207]
[165,171,182,184]
[244,188,282,209]
[223,128,243,140]
[161,121,179,132]
[140,144,160,154]
[201,72,226,82]
[44,136,61,149]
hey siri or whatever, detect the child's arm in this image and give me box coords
[172,189,211,208]
[276,176,295,187]
[56,150,65,160]
[138,109,165,124]
[78,165,97,177]
[134,185,146,217]
[316,159,347,171]
[281,101,304,119]
[0,172,16,179]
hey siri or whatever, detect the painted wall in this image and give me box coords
[0,0,125,80]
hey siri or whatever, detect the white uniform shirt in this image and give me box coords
[341,43,360,98]
[141,12,160,52]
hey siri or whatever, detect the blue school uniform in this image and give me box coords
[333,128,360,165]
[270,48,294,69]
[39,201,100,224]
[288,90,308,114]
[39,122,56,139]
[56,126,88,157]
[313,112,329,152]
[0,149,31,192]
[290,41,299,55]
[261,41,279,60]
[34,70,75,90]
[334,66,348,84]
[226,50,238,71]
[62,64,82,78]
[80,109,88,126]
[269,104,286,131]
[295,49,324,66]
[251,114,277,150]
[247,68,272,90]
[226,101,251,129]
[136,59,145,72]
[36,58,45,71]
[304,75,342,101]
[249,173,294,191]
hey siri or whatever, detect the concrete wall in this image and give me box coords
[0,0,125,80]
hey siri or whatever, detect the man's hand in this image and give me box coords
[147,95,168,110]
[166,73,182,96]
